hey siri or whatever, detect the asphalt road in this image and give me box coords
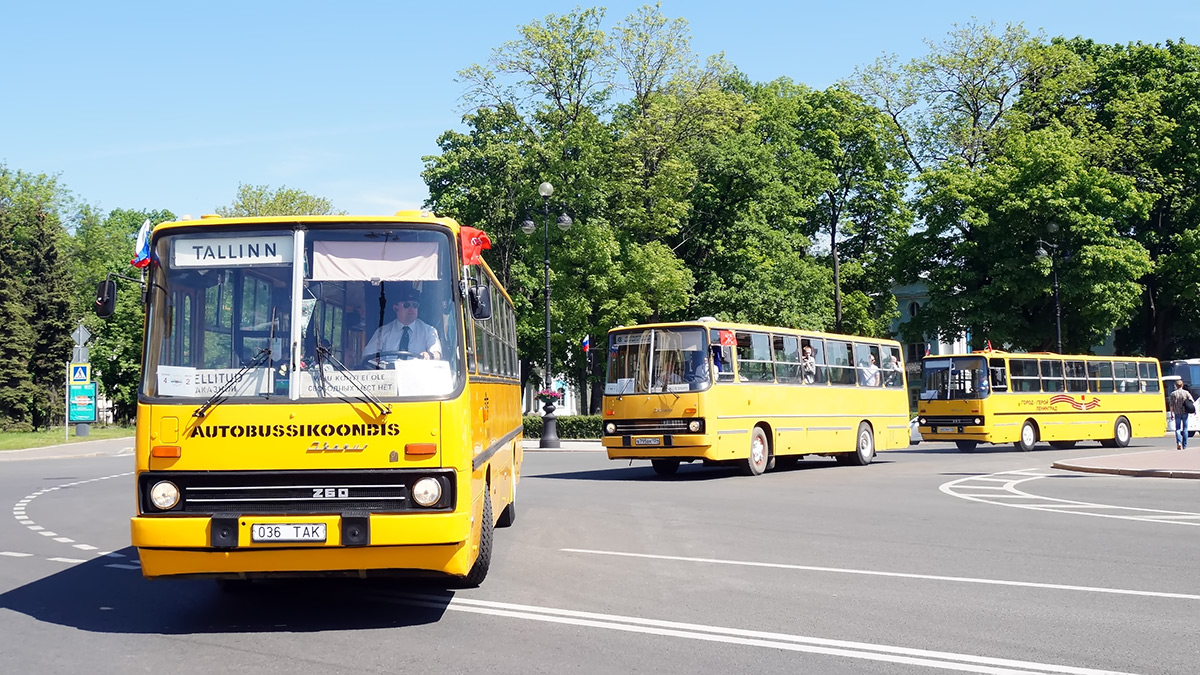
[0,435,1196,674]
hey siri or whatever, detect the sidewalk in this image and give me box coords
[1052,447,1200,479]
[522,439,604,452]
[0,436,134,462]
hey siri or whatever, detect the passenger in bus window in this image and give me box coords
[859,354,881,387]
[363,286,443,362]
[801,345,817,384]
[884,354,903,387]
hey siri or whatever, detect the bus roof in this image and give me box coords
[608,319,901,346]
[929,349,1158,362]
[152,210,465,234]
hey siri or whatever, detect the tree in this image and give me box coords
[215,184,342,217]
[0,166,37,430]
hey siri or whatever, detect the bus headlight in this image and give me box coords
[919,417,927,426]
[412,477,442,507]
[604,422,616,434]
[150,481,180,510]
[688,420,702,433]
[974,417,982,425]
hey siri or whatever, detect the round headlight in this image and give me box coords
[150,481,180,510]
[918,417,926,426]
[604,422,616,434]
[412,477,442,507]
[974,417,982,425]
[688,420,702,433]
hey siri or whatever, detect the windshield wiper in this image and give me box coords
[193,347,272,418]
[312,345,391,417]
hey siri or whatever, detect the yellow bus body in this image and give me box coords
[124,212,521,583]
[601,321,910,475]
[917,350,1165,450]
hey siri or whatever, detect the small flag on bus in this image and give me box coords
[924,344,931,357]
[582,335,590,353]
[131,218,152,268]
[718,330,736,347]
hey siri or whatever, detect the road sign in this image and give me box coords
[68,383,97,423]
[72,324,92,346]
[70,363,91,385]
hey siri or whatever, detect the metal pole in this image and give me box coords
[540,195,561,448]
[1052,252,1062,354]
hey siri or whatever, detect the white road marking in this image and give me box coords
[561,548,1200,601]
[386,591,1136,675]
[105,563,140,570]
[0,551,34,558]
[8,471,134,558]
[47,557,86,564]
[940,469,1200,525]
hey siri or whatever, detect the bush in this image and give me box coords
[522,414,602,439]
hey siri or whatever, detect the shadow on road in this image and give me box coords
[0,547,454,634]
[531,457,894,481]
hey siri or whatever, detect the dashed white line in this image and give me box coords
[0,551,34,558]
[7,471,134,560]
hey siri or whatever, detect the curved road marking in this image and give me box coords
[9,471,135,565]
[386,591,1136,675]
[939,469,1200,525]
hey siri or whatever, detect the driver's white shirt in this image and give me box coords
[363,318,442,358]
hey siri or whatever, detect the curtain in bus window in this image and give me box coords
[1064,361,1088,392]
[1040,359,1065,392]
[1087,360,1114,392]
[1011,359,1041,393]
[311,240,440,281]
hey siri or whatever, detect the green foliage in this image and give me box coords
[522,414,602,439]
[215,184,343,217]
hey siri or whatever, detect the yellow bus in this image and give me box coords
[95,211,521,586]
[916,349,1165,451]
[601,319,910,476]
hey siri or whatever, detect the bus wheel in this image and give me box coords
[743,427,770,476]
[1015,420,1038,452]
[1112,416,1132,448]
[460,493,493,587]
[496,485,516,528]
[844,422,875,466]
[651,459,680,477]
[955,441,978,452]
[1049,441,1077,450]
[774,456,800,469]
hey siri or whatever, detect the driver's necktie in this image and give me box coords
[398,326,410,352]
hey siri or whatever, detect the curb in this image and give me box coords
[1050,461,1200,479]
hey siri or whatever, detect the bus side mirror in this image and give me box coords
[468,284,492,320]
[95,280,117,318]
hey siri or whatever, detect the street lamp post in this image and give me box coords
[1036,239,1063,354]
[521,182,573,448]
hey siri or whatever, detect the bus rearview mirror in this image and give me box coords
[468,285,492,320]
[95,280,117,318]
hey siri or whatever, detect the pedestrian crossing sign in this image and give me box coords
[70,363,90,385]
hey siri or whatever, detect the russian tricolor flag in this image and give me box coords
[582,334,590,354]
[131,219,152,268]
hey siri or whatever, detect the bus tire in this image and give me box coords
[1049,441,1077,450]
[955,440,978,452]
[496,486,516,528]
[1112,416,1132,448]
[844,422,875,466]
[743,427,770,476]
[460,492,493,588]
[651,459,680,477]
[1015,420,1038,452]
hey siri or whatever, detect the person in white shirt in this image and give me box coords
[859,353,881,387]
[363,287,442,363]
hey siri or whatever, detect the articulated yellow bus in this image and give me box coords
[917,350,1164,451]
[601,320,910,477]
[96,211,521,586]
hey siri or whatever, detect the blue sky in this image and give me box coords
[2,1,1194,220]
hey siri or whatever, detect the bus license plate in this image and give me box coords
[251,523,327,543]
[634,437,662,446]
[937,426,956,434]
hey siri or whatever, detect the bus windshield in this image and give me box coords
[605,327,709,394]
[143,226,463,401]
[921,356,989,400]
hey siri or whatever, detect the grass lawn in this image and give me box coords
[0,426,135,452]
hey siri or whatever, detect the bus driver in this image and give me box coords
[363,286,442,362]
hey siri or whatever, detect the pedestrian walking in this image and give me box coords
[1167,379,1195,450]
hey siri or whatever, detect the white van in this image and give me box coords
[1163,374,1197,437]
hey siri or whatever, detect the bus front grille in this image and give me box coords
[606,418,702,435]
[138,469,455,515]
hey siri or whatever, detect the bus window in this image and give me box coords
[774,334,802,383]
[801,337,828,384]
[1064,360,1088,393]
[884,346,904,388]
[1139,362,1160,392]
[1115,361,1139,392]
[920,356,987,399]
[855,343,882,387]
[1010,358,1041,392]
[1087,360,1114,392]
[1040,359,1065,392]
[988,358,1008,392]
[736,332,775,382]
[826,340,856,385]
